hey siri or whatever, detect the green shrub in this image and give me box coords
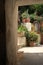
[25,31,38,43]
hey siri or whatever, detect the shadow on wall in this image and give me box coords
[0,0,6,65]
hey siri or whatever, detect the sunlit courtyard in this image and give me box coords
[17,4,43,65]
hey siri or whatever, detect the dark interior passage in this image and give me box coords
[0,0,6,65]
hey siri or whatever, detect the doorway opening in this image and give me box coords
[17,3,43,65]
[17,4,43,49]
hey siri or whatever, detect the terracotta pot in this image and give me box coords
[22,18,30,23]
[26,18,30,22]
[29,42,35,47]
[22,18,26,23]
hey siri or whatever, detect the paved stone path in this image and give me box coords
[18,47,43,65]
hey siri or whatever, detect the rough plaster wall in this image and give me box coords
[5,0,17,65]
[16,0,43,6]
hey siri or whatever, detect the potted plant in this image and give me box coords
[25,31,38,47]
[21,10,30,23]
[29,32,38,46]
[18,24,28,37]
